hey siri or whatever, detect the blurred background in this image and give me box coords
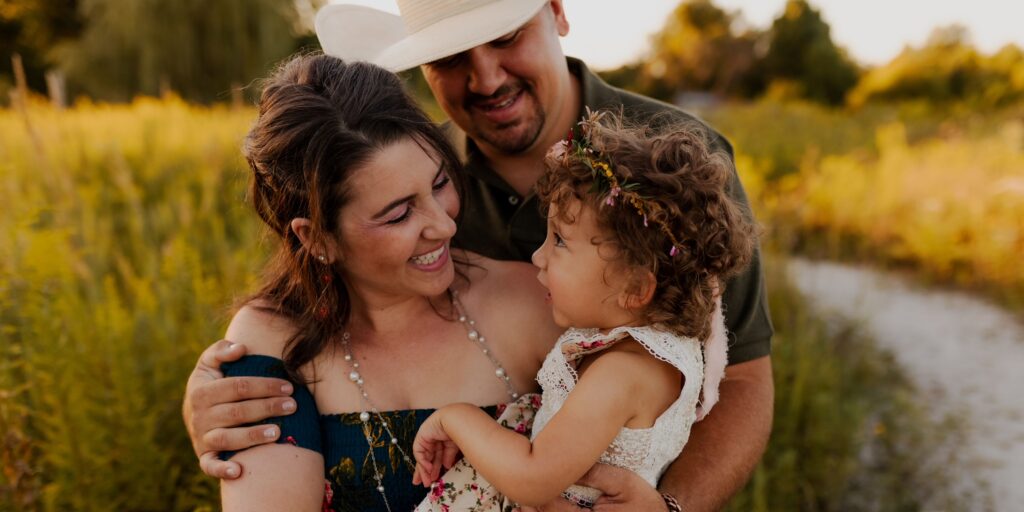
[1,0,1022,510]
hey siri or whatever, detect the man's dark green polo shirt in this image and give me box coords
[447,57,773,365]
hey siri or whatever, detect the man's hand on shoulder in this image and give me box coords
[182,339,296,479]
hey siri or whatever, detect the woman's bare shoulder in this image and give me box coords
[224,301,298,360]
[454,250,561,362]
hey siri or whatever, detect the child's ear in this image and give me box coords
[618,269,656,311]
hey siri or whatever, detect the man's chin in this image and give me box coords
[475,124,543,155]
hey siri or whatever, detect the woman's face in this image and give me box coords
[334,136,459,303]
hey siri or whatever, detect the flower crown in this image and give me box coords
[554,109,686,257]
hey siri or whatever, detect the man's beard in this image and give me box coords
[465,82,546,155]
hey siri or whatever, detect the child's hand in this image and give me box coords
[411,410,460,487]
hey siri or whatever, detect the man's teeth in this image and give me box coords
[410,246,445,265]
[483,94,516,110]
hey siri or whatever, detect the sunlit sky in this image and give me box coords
[328,0,1024,70]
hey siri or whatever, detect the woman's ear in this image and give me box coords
[290,218,340,263]
[618,269,656,311]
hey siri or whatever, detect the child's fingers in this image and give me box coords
[441,442,460,469]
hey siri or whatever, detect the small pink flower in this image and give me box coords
[494,403,507,418]
[530,395,543,409]
[515,422,527,434]
[548,140,569,161]
[670,245,679,257]
[429,479,445,501]
[322,480,334,511]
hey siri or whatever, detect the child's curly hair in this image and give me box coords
[536,110,756,340]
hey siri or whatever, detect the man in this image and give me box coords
[184,1,773,510]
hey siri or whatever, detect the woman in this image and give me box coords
[219,53,561,511]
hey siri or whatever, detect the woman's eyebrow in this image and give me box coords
[370,167,445,220]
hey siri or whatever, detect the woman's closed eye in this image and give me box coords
[385,207,412,225]
[553,232,566,247]
[432,175,451,191]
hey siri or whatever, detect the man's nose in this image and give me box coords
[466,47,506,97]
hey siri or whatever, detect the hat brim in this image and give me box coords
[316,0,549,72]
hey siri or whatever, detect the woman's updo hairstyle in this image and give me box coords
[244,53,462,379]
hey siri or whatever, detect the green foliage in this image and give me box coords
[705,98,1024,310]
[849,25,1024,108]
[603,0,858,106]
[762,0,859,105]
[1,97,986,510]
[51,0,309,103]
[640,0,761,99]
[0,98,261,510]
[0,0,83,95]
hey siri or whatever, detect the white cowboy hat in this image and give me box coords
[315,0,550,72]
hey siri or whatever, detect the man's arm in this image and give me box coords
[659,355,773,510]
[183,339,297,479]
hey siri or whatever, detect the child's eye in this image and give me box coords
[385,207,412,225]
[553,232,566,247]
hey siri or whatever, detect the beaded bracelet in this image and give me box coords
[661,492,683,512]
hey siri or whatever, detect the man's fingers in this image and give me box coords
[198,395,296,432]
[199,451,242,480]
[201,424,281,453]
[189,376,293,410]
[198,339,246,373]
[575,462,622,489]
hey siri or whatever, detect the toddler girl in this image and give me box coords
[412,109,756,510]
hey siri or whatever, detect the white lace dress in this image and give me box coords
[416,325,710,511]
[533,325,704,506]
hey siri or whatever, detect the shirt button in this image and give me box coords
[508,196,520,205]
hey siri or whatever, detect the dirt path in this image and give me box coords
[787,258,1024,511]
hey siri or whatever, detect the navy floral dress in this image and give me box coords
[220,355,507,512]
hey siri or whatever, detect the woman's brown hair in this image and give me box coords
[536,111,756,340]
[244,53,463,380]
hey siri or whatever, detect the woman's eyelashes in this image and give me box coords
[554,232,566,247]
[432,175,451,191]
[385,207,412,225]
[384,176,450,225]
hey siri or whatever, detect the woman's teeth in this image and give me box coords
[410,245,445,265]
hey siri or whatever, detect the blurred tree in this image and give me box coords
[624,0,762,101]
[0,0,82,99]
[762,0,858,105]
[848,25,1024,108]
[52,0,323,103]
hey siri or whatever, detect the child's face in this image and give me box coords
[531,199,637,330]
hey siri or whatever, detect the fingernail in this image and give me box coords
[226,466,239,478]
[227,342,237,350]
[264,427,278,439]
[282,399,296,412]
[281,383,293,394]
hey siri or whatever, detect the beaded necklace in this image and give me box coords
[339,290,518,512]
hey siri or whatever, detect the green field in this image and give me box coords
[3,96,1013,510]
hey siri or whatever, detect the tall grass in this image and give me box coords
[708,100,1024,310]
[0,98,977,510]
[1,97,260,510]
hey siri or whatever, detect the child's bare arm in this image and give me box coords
[413,349,659,507]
